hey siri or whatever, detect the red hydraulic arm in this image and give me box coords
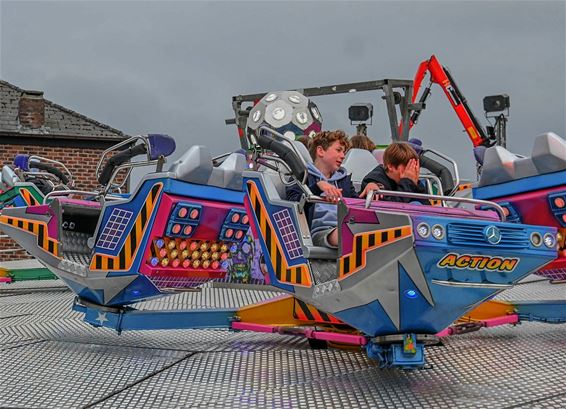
[406,55,493,147]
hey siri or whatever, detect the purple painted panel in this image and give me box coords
[26,204,58,239]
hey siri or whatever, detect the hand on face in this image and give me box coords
[317,180,342,202]
[400,158,420,184]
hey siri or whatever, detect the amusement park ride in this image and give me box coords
[0,56,565,369]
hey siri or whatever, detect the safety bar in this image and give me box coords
[364,189,506,221]
[420,174,444,197]
[28,155,74,187]
[102,160,160,196]
[421,148,460,196]
[95,135,148,183]
[256,125,309,185]
[44,190,124,206]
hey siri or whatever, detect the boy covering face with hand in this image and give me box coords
[361,142,429,204]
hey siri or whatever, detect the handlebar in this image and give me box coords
[364,189,507,221]
[98,143,147,186]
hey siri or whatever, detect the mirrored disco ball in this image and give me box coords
[246,90,322,141]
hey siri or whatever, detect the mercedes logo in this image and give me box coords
[484,225,502,245]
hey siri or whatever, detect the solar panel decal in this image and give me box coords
[273,209,303,260]
[96,208,134,251]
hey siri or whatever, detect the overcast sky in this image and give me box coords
[1,0,564,181]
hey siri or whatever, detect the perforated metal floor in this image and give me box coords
[1,277,565,408]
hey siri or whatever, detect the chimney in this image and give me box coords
[18,90,45,129]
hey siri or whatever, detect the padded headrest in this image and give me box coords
[1,166,21,190]
[208,152,248,191]
[372,148,385,164]
[479,132,566,187]
[343,148,380,184]
[169,145,213,185]
[292,140,313,164]
[531,132,566,174]
[147,134,176,160]
[14,154,31,171]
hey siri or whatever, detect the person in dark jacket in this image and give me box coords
[286,130,377,248]
[361,142,429,204]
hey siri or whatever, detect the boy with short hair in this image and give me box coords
[286,130,376,248]
[361,142,428,203]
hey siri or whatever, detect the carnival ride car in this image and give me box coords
[409,55,566,281]
[1,77,564,369]
[0,154,74,209]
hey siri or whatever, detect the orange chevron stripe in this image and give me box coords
[90,183,162,271]
[19,188,39,206]
[293,298,343,324]
[339,225,412,279]
[247,181,312,287]
[0,215,59,257]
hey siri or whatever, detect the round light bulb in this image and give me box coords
[272,107,285,120]
[431,225,444,240]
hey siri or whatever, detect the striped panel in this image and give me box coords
[90,183,162,271]
[339,225,412,279]
[0,215,58,257]
[293,298,342,324]
[19,188,39,206]
[247,181,312,287]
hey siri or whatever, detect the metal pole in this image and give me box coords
[356,123,367,136]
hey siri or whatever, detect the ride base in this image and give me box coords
[1,274,565,408]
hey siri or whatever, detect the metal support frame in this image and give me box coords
[73,299,237,333]
[229,79,415,148]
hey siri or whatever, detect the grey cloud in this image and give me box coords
[1,0,564,182]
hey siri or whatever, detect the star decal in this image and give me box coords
[95,312,109,325]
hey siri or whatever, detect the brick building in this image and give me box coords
[0,80,129,260]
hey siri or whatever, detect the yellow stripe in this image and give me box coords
[90,183,162,271]
[247,181,311,287]
[339,226,412,279]
[0,215,59,257]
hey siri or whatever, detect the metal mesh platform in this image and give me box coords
[1,276,565,408]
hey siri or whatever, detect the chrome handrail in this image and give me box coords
[420,174,444,197]
[364,189,506,221]
[95,135,149,183]
[102,160,160,196]
[29,155,74,187]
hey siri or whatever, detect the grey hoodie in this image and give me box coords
[307,163,357,234]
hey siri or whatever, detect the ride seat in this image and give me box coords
[169,146,247,191]
[169,145,214,185]
[372,148,385,165]
[208,152,247,191]
[342,148,380,190]
[251,170,337,260]
[479,132,566,187]
[292,140,313,164]
[1,166,21,191]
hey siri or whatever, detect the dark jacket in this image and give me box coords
[286,163,357,231]
[361,164,429,204]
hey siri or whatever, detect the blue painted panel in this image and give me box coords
[474,169,566,200]
[333,299,398,336]
[163,179,244,204]
[94,179,164,257]
[106,275,162,306]
[61,276,106,305]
